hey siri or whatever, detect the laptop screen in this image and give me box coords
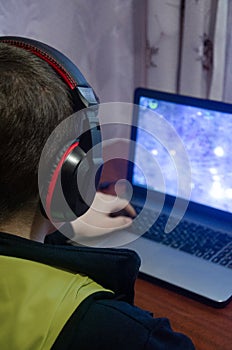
[132,88,232,215]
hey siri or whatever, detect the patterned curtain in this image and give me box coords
[224,0,232,103]
[0,0,231,102]
[146,0,229,101]
[0,0,139,103]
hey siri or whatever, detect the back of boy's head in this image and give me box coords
[0,43,73,219]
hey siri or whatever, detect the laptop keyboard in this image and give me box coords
[131,205,232,269]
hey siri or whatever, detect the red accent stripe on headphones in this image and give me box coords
[29,47,77,90]
[1,39,77,90]
[46,141,79,220]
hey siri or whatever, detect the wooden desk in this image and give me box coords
[135,278,232,350]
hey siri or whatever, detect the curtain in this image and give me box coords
[146,0,182,93]
[224,0,232,103]
[0,0,231,102]
[180,0,228,100]
[146,0,229,101]
[0,0,140,103]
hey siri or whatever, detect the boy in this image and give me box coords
[0,38,195,349]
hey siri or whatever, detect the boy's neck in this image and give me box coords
[0,200,63,243]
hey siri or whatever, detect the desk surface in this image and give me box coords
[135,277,232,350]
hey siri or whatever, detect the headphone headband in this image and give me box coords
[0,36,98,107]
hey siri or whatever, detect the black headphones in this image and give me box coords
[0,36,102,222]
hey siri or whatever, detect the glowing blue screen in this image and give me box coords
[133,96,232,214]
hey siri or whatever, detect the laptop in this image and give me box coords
[121,88,232,307]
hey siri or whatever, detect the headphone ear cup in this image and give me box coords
[41,141,102,223]
[40,142,80,222]
[61,146,89,219]
[61,144,103,220]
